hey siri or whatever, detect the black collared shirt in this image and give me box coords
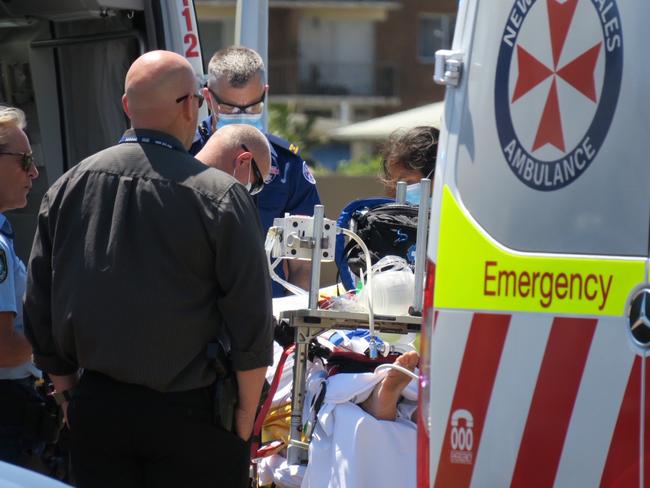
[24,129,274,392]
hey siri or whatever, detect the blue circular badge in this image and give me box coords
[494,0,623,191]
[302,161,316,185]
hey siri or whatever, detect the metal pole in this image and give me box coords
[411,178,431,315]
[287,327,309,465]
[309,205,325,309]
[395,181,407,204]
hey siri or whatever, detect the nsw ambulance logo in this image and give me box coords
[495,0,623,191]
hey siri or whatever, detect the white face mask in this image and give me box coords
[233,162,252,192]
[217,112,264,132]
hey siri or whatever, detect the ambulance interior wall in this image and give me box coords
[1,14,142,261]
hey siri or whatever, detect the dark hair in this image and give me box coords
[381,126,439,182]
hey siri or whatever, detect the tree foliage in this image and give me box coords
[321,153,382,176]
[268,103,319,162]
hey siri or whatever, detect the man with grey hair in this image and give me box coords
[0,105,41,466]
[190,46,321,297]
[196,124,271,193]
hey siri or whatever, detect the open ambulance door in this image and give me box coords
[0,0,204,260]
[419,0,650,486]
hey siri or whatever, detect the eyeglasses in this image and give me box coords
[209,88,265,115]
[176,92,204,108]
[0,151,35,171]
[241,144,265,195]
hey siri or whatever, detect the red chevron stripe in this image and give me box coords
[433,313,510,488]
[599,356,641,487]
[511,317,597,487]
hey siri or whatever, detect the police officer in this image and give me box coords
[191,46,321,297]
[0,105,41,465]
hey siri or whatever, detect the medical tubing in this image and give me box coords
[340,228,377,358]
[374,363,419,381]
[266,229,308,296]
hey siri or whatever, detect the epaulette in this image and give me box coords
[0,219,14,240]
[267,133,301,156]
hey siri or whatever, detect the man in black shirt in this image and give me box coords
[24,50,273,488]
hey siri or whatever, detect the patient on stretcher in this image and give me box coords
[359,350,419,421]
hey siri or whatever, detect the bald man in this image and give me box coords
[196,124,271,191]
[24,51,273,488]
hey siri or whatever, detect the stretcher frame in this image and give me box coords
[276,180,431,466]
[279,309,422,465]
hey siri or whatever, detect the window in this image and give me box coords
[198,19,235,70]
[298,17,375,96]
[418,14,456,62]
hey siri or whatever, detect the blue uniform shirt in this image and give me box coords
[191,117,321,296]
[0,214,40,379]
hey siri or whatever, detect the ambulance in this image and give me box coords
[419,0,650,486]
[0,0,204,260]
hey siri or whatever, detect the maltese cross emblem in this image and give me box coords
[495,0,623,191]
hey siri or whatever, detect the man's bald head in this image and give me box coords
[122,50,200,148]
[196,124,271,184]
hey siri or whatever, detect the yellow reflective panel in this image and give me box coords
[434,186,645,316]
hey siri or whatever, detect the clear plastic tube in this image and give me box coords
[374,362,419,381]
[265,228,308,296]
[340,227,378,358]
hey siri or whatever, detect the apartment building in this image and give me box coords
[195,0,456,123]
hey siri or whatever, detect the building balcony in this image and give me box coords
[268,60,398,98]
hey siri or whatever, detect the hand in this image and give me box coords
[234,406,256,442]
[61,401,70,428]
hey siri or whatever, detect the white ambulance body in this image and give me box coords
[0,0,203,259]
[419,0,650,486]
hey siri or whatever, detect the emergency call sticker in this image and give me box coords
[495,0,623,191]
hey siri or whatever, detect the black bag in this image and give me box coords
[344,203,419,279]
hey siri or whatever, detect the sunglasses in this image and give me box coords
[209,88,265,115]
[241,144,265,195]
[176,92,204,108]
[0,151,35,171]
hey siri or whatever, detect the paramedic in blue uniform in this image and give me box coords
[190,45,321,297]
[0,105,41,465]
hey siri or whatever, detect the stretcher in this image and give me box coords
[252,180,430,487]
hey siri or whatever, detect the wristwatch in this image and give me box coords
[52,389,73,406]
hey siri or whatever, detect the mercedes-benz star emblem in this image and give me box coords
[628,289,650,347]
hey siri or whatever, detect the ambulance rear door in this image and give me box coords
[422,0,650,486]
[0,0,205,260]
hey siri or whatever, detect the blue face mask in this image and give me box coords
[405,169,434,205]
[216,112,264,132]
[405,183,423,205]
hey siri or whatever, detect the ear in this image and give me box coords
[181,96,195,122]
[122,94,131,119]
[238,149,252,165]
